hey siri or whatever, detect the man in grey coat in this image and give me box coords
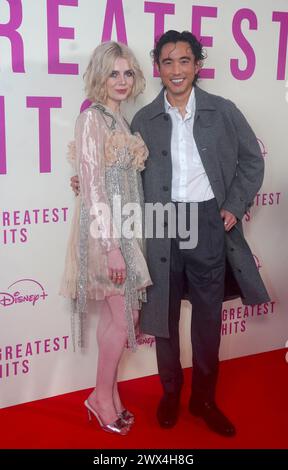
[131,30,270,437]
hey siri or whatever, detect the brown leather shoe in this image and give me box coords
[189,399,236,437]
[157,393,180,428]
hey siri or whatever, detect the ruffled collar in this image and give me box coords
[105,131,148,170]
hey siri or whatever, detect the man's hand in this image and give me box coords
[220,209,237,232]
[71,175,80,196]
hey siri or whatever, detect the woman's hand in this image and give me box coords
[107,248,126,285]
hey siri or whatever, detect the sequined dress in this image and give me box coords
[60,104,152,349]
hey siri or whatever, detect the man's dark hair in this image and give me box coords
[152,30,205,85]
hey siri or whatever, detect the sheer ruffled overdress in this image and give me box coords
[60,104,152,349]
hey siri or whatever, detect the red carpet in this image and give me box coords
[0,349,287,449]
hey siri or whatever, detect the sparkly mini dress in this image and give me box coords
[60,104,152,349]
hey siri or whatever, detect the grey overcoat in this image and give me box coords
[131,86,270,338]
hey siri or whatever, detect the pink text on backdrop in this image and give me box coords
[0,0,24,72]
[0,0,287,80]
[191,6,217,79]
[230,9,257,80]
[102,0,127,44]
[144,1,175,77]
[47,0,79,74]
[26,97,62,173]
[0,97,6,174]
[1,95,63,175]
[272,11,288,80]
[0,3,288,175]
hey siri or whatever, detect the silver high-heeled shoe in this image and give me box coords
[117,409,135,425]
[84,400,130,435]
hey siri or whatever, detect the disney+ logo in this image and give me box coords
[0,279,48,307]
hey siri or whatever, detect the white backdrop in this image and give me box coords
[1,0,287,408]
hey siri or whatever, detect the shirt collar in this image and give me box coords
[164,87,195,116]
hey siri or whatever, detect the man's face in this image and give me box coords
[157,41,200,101]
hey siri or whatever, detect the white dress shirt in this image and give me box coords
[164,88,214,202]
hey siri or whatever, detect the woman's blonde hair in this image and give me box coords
[84,41,145,103]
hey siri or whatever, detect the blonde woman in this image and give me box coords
[60,42,152,435]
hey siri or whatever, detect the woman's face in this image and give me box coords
[105,57,134,111]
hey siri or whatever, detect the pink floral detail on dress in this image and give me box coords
[104,131,148,170]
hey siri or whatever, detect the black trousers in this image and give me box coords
[155,198,226,403]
